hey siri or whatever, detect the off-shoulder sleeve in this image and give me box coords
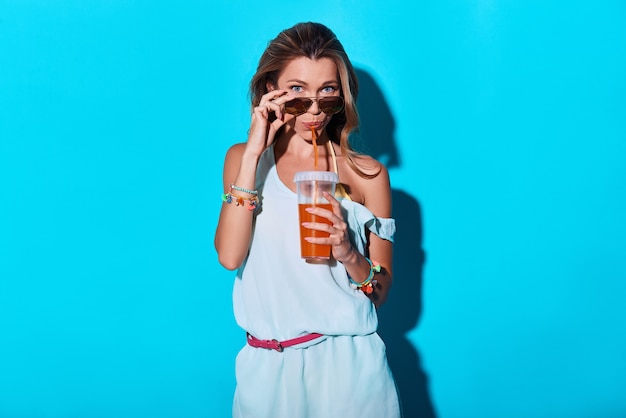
[339,199,396,255]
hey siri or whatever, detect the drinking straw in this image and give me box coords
[311,127,319,205]
[311,126,318,170]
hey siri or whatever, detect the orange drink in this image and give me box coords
[298,203,333,259]
[294,170,338,260]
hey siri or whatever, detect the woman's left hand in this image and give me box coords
[302,191,354,262]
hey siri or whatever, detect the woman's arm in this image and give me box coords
[348,164,394,307]
[214,143,260,270]
[214,89,295,270]
[306,161,393,307]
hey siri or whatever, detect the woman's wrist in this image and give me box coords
[340,249,371,284]
[241,147,262,166]
[232,151,261,191]
[347,257,382,294]
[337,247,359,268]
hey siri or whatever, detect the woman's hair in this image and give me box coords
[250,22,376,178]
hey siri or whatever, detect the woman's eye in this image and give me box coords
[321,86,336,94]
[290,86,303,93]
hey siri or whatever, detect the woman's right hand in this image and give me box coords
[246,89,294,156]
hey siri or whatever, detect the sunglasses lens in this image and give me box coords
[283,97,344,115]
[319,97,344,114]
[284,98,312,115]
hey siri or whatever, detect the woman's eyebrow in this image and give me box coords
[285,79,339,85]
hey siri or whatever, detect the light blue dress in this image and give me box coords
[232,146,401,418]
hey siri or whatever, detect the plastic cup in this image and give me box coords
[294,171,339,259]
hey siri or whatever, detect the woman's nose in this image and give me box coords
[307,98,322,115]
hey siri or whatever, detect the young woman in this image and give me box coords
[215,22,401,417]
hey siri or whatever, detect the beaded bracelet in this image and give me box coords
[222,190,259,211]
[348,257,382,295]
[230,184,258,196]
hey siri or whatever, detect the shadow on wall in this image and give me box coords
[351,70,400,167]
[355,68,437,418]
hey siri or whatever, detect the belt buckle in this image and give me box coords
[271,339,284,352]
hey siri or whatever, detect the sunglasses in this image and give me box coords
[283,96,345,116]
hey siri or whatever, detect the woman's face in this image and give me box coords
[274,56,341,140]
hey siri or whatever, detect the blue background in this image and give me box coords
[1,1,625,417]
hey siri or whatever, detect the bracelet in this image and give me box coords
[230,184,258,196]
[221,191,259,211]
[348,257,382,295]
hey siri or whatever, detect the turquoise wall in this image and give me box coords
[1,1,625,417]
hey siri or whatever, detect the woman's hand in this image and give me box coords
[246,90,294,157]
[302,191,355,263]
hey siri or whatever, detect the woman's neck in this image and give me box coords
[274,130,331,162]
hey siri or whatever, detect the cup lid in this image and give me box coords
[293,171,339,183]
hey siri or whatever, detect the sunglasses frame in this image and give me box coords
[283,96,345,116]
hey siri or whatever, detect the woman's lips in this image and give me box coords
[302,121,323,129]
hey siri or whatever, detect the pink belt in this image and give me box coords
[246,332,324,352]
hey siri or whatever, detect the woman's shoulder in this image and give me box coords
[354,154,388,178]
[354,156,390,196]
[224,142,273,165]
[341,152,389,185]
[340,154,391,214]
[225,142,247,159]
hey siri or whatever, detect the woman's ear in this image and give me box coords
[266,82,276,92]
